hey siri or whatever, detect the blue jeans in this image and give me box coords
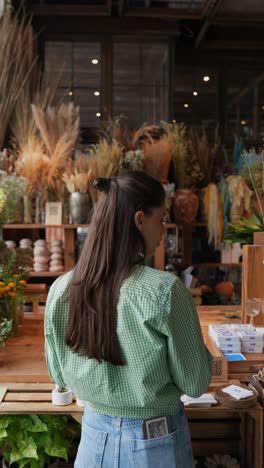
[74,403,194,468]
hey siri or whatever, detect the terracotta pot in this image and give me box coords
[215,281,235,300]
[174,189,199,224]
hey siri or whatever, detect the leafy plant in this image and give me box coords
[224,213,264,245]
[0,173,28,224]
[0,317,13,347]
[0,414,79,467]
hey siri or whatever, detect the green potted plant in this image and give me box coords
[0,414,79,467]
[224,212,264,245]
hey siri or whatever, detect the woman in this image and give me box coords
[45,171,213,468]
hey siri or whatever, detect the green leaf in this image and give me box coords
[9,436,38,464]
[0,428,7,438]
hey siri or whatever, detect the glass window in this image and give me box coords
[113,41,169,127]
[45,41,101,128]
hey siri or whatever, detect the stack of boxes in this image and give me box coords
[209,323,264,353]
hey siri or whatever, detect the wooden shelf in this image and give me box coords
[2,224,89,229]
[192,263,242,267]
[29,271,66,277]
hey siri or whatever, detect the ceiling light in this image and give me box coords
[184,103,189,108]
[203,76,210,82]
[92,59,99,64]
[94,91,100,96]
[172,119,176,124]
[68,91,73,96]
[96,112,101,117]
[261,105,264,110]
[193,91,198,96]
[241,120,247,125]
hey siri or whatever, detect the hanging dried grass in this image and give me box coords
[0,11,37,148]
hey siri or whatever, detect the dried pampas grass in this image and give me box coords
[11,70,61,149]
[15,102,81,198]
[15,136,50,195]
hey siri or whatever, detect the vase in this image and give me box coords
[0,301,22,337]
[69,192,91,225]
[174,189,199,224]
[35,191,45,224]
[23,194,32,223]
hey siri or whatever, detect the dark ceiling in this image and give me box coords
[22,0,264,50]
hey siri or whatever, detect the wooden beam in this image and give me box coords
[211,15,264,25]
[195,0,223,48]
[126,7,204,20]
[203,40,264,50]
[31,4,112,17]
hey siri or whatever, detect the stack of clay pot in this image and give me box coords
[49,240,64,273]
[33,240,50,273]
[5,240,16,250]
[19,238,33,250]
[19,238,34,272]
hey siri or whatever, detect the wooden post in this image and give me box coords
[242,244,264,325]
[253,232,264,245]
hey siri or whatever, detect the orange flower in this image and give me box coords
[19,280,26,285]
[0,282,5,286]
[0,287,5,294]
[8,282,16,288]
[13,274,19,277]
[4,286,10,291]
[8,291,16,297]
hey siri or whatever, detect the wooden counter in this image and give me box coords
[0,319,50,383]
[0,307,263,383]
[0,310,263,468]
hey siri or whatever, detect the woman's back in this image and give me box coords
[45,265,212,418]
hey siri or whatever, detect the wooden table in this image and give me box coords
[0,380,262,468]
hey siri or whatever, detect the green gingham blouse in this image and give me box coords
[45,265,213,418]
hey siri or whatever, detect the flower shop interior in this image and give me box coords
[0,0,264,467]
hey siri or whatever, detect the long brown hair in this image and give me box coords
[65,171,165,365]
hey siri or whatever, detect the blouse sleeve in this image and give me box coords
[163,278,213,398]
[44,287,66,388]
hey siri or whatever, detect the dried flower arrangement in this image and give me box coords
[132,125,172,182]
[118,150,144,175]
[186,128,220,188]
[90,139,124,179]
[62,157,94,194]
[15,103,80,201]
[160,121,187,188]
[0,149,16,174]
[98,114,133,151]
